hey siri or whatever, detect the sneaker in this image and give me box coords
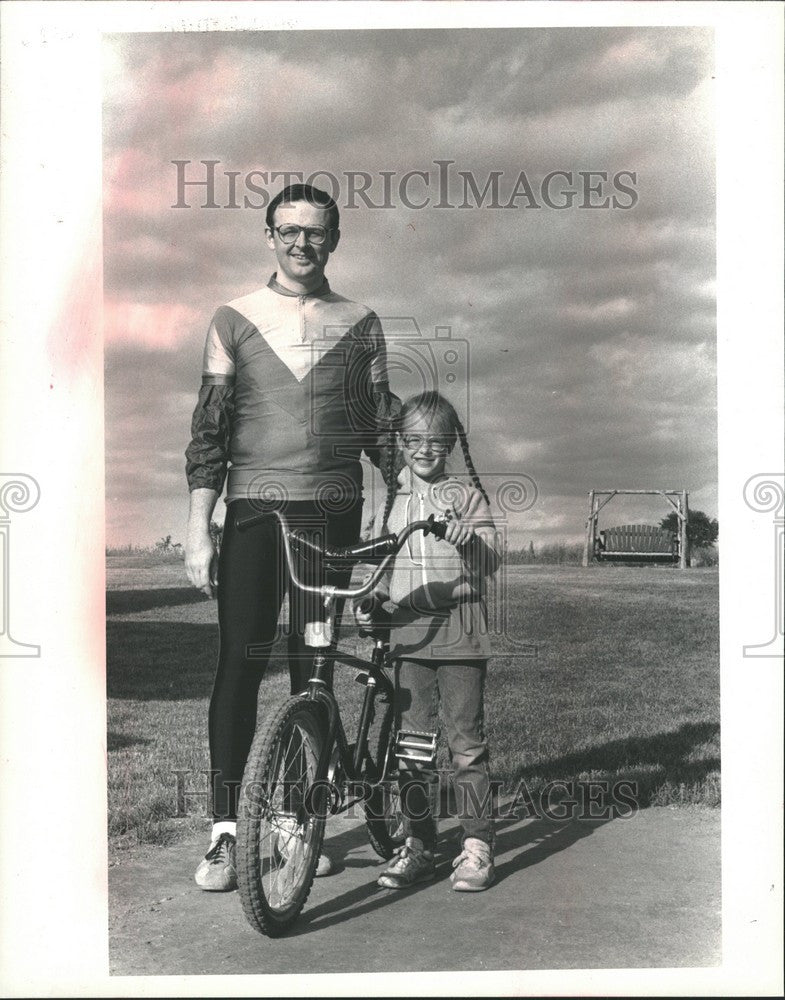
[314,852,335,877]
[275,816,335,877]
[450,836,495,892]
[194,832,237,892]
[377,837,435,890]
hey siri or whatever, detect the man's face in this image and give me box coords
[265,200,340,286]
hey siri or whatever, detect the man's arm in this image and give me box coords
[184,314,236,596]
[186,488,219,597]
[353,311,401,476]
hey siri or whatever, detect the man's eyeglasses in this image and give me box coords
[401,435,452,454]
[271,224,333,246]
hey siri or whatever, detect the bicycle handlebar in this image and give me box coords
[235,508,448,600]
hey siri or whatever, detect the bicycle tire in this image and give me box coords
[237,697,328,937]
[362,694,405,859]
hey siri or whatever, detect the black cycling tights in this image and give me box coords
[208,498,362,821]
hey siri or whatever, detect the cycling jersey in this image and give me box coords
[185,274,394,502]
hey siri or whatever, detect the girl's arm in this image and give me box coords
[444,495,502,580]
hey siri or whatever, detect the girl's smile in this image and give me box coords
[399,416,453,483]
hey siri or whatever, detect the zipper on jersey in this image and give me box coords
[406,488,429,588]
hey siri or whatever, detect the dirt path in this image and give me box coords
[109,807,720,976]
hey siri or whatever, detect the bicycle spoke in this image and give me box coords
[254,717,321,909]
[237,697,329,934]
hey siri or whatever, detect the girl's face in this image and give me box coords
[398,412,453,482]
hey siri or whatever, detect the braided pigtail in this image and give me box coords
[380,423,399,530]
[455,420,491,508]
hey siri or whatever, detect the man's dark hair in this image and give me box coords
[266,183,340,231]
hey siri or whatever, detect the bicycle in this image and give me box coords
[232,506,448,937]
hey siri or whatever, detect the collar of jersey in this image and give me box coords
[267,273,332,299]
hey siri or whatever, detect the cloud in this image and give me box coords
[101,27,717,546]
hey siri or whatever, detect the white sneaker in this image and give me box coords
[194,833,237,892]
[274,816,334,877]
[450,837,495,892]
[377,837,435,889]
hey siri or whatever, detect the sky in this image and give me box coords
[102,26,716,548]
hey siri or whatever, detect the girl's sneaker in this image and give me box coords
[450,837,495,891]
[377,837,435,889]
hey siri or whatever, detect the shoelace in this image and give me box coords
[390,842,429,870]
[452,845,488,870]
[205,833,234,862]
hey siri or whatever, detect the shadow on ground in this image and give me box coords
[511,721,720,808]
[107,588,212,615]
[289,812,609,937]
[107,731,152,751]
[106,622,291,700]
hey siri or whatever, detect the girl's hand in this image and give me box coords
[353,598,375,626]
[443,516,475,550]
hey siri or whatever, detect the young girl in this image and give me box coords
[355,391,501,891]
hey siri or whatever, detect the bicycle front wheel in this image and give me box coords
[237,697,328,937]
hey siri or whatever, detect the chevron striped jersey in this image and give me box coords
[185,274,395,503]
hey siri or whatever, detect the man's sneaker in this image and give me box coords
[194,832,237,892]
[377,837,435,889]
[275,816,335,877]
[450,836,495,892]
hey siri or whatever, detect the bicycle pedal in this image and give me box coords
[394,729,438,767]
[354,671,371,685]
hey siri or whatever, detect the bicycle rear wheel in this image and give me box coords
[237,697,328,937]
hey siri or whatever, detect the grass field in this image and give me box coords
[106,558,719,852]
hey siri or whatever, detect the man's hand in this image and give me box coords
[186,532,218,598]
[185,487,220,598]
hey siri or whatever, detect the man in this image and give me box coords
[185,184,395,890]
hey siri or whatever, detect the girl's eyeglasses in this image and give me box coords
[401,435,452,454]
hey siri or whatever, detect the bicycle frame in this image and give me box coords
[306,639,395,815]
[237,508,445,816]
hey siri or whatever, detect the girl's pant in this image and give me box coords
[396,656,492,850]
[209,497,362,821]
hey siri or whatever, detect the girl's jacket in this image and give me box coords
[369,466,502,660]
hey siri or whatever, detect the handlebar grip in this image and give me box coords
[334,534,398,564]
[424,514,448,539]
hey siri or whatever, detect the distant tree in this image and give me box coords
[209,520,224,548]
[528,539,535,561]
[660,509,718,547]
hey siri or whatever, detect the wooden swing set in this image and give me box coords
[582,489,690,569]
